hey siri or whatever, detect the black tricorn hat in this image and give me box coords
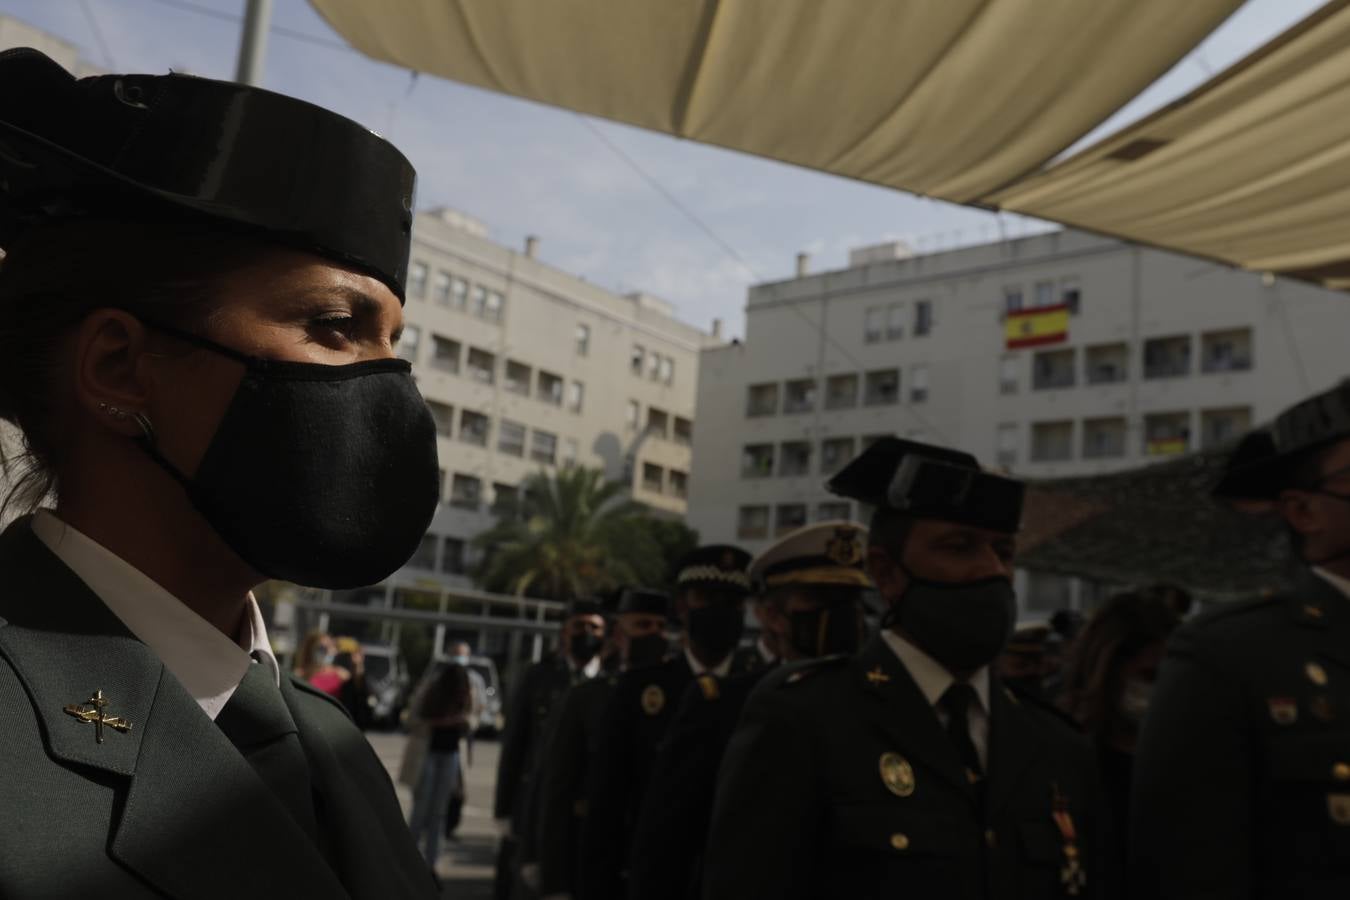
[1214,382,1350,501]
[0,48,416,300]
[565,598,605,619]
[617,587,670,617]
[827,436,1024,533]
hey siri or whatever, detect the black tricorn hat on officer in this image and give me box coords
[565,597,605,620]
[617,587,670,617]
[0,48,416,300]
[827,436,1024,533]
[672,545,753,596]
[1214,381,1350,502]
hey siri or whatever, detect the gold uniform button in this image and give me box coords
[1333,762,1350,782]
[890,833,910,851]
[985,828,997,849]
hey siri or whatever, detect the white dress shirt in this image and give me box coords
[569,654,602,679]
[881,629,991,769]
[32,510,279,721]
[1313,566,1350,600]
[685,645,733,678]
[756,636,777,665]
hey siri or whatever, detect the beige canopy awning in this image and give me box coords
[991,0,1350,287]
[308,0,1242,205]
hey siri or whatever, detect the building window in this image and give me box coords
[910,365,929,403]
[408,261,428,300]
[631,345,645,376]
[1061,277,1082,314]
[996,424,1018,466]
[491,483,519,517]
[537,370,565,406]
[737,505,770,540]
[440,537,466,574]
[575,323,591,356]
[430,335,461,373]
[504,360,532,396]
[914,300,933,336]
[1033,349,1076,391]
[1083,417,1127,459]
[459,410,490,447]
[747,383,779,417]
[398,324,421,363]
[1003,286,1023,313]
[626,400,640,429]
[1144,412,1191,456]
[646,352,660,382]
[484,290,504,322]
[816,501,851,522]
[432,270,452,306]
[821,437,856,475]
[825,374,859,410]
[427,401,455,438]
[1031,421,1074,462]
[450,276,468,309]
[864,369,900,406]
[742,444,775,479]
[531,430,558,466]
[437,468,447,502]
[1201,407,1253,449]
[999,356,1020,395]
[779,441,812,477]
[466,347,496,384]
[886,304,906,340]
[568,381,584,413]
[673,417,693,445]
[497,419,526,457]
[1085,343,1127,385]
[409,534,437,569]
[449,473,482,510]
[1144,336,1192,379]
[562,437,579,467]
[660,356,675,385]
[642,462,664,494]
[784,379,817,414]
[470,284,487,317]
[864,308,884,344]
[1201,328,1253,374]
[669,470,689,499]
[775,503,808,536]
[1034,280,1055,308]
[646,408,670,439]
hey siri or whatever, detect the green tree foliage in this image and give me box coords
[473,467,698,600]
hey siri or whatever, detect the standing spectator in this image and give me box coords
[407,657,473,872]
[294,630,370,728]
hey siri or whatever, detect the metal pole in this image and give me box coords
[234,0,273,86]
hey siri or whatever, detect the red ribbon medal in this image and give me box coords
[1051,783,1087,896]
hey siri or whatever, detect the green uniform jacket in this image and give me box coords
[1130,570,1350,899]
[0,522,437,900]
[703,635,1105,900]
[494,655,575,823]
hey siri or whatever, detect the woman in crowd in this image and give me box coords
[294,630,371,726]
[406,657,474,870]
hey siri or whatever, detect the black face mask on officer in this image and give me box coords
[882,564,1017,674]
[568,631,603,665]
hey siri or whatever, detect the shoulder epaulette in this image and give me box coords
[1188,593,1281,629]
[697,674,719,700]
[780,654,848,687]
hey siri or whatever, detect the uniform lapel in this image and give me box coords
[0,522,348,900]
[852,635,975,798]
[1293,569,1350,674]
[986,678,1047,820]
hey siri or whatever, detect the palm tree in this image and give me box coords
[474,467,670,601]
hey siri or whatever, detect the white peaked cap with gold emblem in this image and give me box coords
[749,520,872,590]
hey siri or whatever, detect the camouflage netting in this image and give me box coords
[1018,443,1299,602]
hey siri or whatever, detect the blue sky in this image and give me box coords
[0,0,1326,337]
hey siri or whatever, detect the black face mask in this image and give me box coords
[626,633,668,669]
[138,323,440,589]
[788,602,864,658]
[889,574,1016,673]
[686,605,745,665]
[568,632,603,665]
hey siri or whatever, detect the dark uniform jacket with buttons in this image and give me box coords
[0,523,437,900]
[494,654,577,823]
[628,665,775,900]
[1131,571,1350,900]
[703,635,1105,900]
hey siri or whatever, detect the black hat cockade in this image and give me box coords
[673,545,753,595]
[617,587,671,617]
[1214,381,1350,501]
[827,436,1024,533]
[0,48,417,300]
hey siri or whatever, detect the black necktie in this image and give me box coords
[215,657,319,841]
[938,682,984,781]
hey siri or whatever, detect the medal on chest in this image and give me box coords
[1051,783,1086,896]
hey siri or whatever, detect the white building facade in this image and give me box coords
[688,229,1350,615]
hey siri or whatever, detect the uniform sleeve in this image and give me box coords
[537,689,587,895]
[579,682,634,900]
[628,682,721,900]
[495,664,538,820]
[702,684,820,900]
[1129,635,1253,900]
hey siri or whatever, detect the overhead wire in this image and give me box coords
[143,0,353,51]
[78,0,118,69]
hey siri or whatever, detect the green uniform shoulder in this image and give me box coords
[759,654,850,690]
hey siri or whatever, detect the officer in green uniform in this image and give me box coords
[535,588,671,900]
[628,520,872,900]
[704,438,1104,900]
[1132,381,1350,899]
[0,50,438,897]
[579,545,754,900]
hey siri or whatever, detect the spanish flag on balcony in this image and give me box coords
[1005,304,1069,349]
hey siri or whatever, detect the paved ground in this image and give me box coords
[368,731,501,900]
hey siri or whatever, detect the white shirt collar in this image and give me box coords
[32,510,279,721]
[568,654,602,679]
[685,645,732,678]
[756,635,777,665]
[880,629,990,713]
[1313,566,1350,601]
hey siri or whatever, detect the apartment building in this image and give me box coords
[688,229,1350,615]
